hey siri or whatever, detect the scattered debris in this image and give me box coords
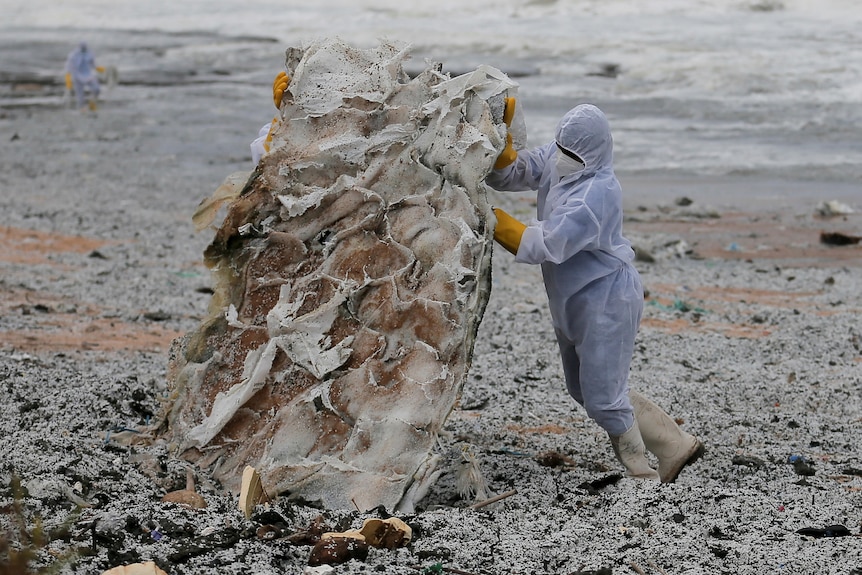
[142,311,171,322]
[796,524,852,538]
[411,563,480,575]
[731,455,766,469]
[534,450,577,468]
[287,516,329,546]
[468,489,518,510]
[160,468,206,509]
[577,474,623,494]
[455,446,489,502]
[308,532,369,567]
[359,517,412,549]
[631,236,692,262]
[820,231,861,246]
[238,465,267,518]
[788,454,816,476]
[815,200,855,217]
[647,298,708,314]
[101,561,168,575]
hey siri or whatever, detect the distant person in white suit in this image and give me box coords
[65,42,104,111]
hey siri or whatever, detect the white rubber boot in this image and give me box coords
[609,420,660,481]
[629,390,704,483]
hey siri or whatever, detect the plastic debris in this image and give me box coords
[815,200,854,217]
[647,298,708,314]
[796,524,851,538]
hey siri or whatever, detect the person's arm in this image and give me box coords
[486,142,554,192]
[250,72,291,164]
[516,182,603,265]
[486,98,548,192]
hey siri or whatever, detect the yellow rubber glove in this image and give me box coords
[493,207,526,255]
[494,97,518,169]
[263,116,279,153]
[273,71,290,108]
[96,66,106,74]
[65,73,72,90]
[264,72,291,153]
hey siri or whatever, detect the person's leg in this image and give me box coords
[573,271,639,437]
[629,390,704,482]
[555,328,583,406]
[84,78,100,110]
[566,269,658,479]
[72,78,85,109]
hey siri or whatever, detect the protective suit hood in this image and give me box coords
[554,104,613,174]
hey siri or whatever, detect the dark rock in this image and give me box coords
[308,535,369,566]
[796,524,851,538]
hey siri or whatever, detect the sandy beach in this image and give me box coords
[2,31,861,575]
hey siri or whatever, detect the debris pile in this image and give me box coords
[158,38,518,512]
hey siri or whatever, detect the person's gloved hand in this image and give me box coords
[64,73,72,90]
[265,72,291,153]
[273,71,290,109]
[493,207,526,255]
[96,66,106,74]
[263,116,278,153]
[493,97,518,169]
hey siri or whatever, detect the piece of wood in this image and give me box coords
[468,489,517,510]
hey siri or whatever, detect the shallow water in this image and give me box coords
[6,0,862,183]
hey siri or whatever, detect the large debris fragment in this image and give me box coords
[159,38,517,511]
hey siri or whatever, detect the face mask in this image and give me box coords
[555,149,585,180]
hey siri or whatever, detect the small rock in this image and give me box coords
[359,517,412,549]
[101,562,168,575]
[308,534,369,566]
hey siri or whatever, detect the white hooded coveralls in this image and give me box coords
[65,42,100,108]
[486,104,640,436]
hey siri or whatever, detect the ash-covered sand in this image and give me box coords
[2,30,861,575]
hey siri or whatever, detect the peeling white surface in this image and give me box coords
[164,38,515,510]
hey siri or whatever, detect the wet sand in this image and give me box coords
[2,31,861,575]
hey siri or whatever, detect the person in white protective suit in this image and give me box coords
[487,102,704,482]
[64,42,104,111]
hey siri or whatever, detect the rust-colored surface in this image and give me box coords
[0,226,182,354]
[0,225,111,265]
[626,209,862,267]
